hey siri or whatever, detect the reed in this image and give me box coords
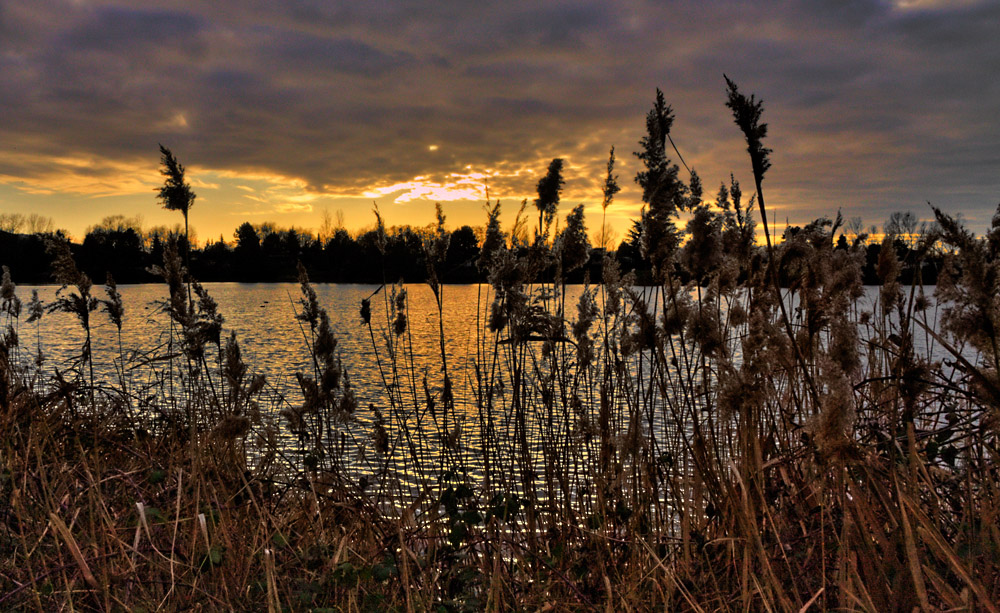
[2,80,999,612]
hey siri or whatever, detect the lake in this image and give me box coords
[5,281,965,499]
[13,282,488,406]
[10,282,598,493]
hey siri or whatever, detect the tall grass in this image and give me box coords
[3,80,1000,611]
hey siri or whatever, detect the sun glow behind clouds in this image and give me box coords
[364,166,514,204]
[892,0,983,8]
[214,171,323,215]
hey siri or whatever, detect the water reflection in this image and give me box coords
[9,282,966,502]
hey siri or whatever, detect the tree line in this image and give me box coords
[0,209,943,286]
[0,142,945,286]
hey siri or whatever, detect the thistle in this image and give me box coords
[602,146,620,210]
[149,239,223,362]
[1,266,21,353]
[391,285,407,336]
[223,332,247,392]
[360,298,372,325]
[572,284,598,368]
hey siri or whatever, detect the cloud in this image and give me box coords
[0,0,997,240]
[57,6,208,57]
[0,150,156,197]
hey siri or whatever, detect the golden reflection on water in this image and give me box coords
[16,283,596,486]
[12,282,956,500]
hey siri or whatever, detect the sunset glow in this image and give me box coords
[4,5,1000,610]
[0,0,996,243]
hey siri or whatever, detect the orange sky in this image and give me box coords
[1,0,998,244]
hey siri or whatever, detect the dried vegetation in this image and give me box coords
[2,80,1000,611]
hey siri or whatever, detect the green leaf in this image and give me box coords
[198,545,225,571]
[333,561,358,586]
[201,505,221,523]
[372,562,396,582]
[143,506,166,524]
[361,593,386,613]
[272,532,289,548]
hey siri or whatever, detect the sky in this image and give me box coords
[1,0,998,245]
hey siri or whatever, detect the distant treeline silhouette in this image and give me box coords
[0,214,941,286]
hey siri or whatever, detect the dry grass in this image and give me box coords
[3,85,1000,612]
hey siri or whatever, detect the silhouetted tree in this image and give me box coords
[81,223,148,283]
[0,231,55,283]
[386,227,427,282]
[324,228,359,282]
[616,219,651,281]
[233,222,261,281]
[445,225,480,282]
[195,238,233,281]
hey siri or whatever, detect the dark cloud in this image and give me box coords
[255,28,413,76]
[58,6,208,56]
[1,0,998,234]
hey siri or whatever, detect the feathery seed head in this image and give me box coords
[157,145,195,217]
[296,262,321,330]
[27,290,44,324]
[1,266,21,318]
[103,273,125,331]
[360,298,371,325]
